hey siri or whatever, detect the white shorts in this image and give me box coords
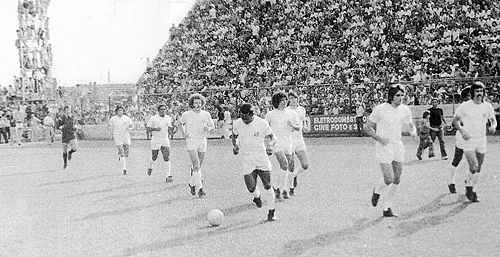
[292,138,307,153]
[240,154,272,175]
[375,141,405,164]
[151,138,170,150]
[186,137,207,152]
[462,137,487,154]
[274,144,292,155]
[114,133,131,146]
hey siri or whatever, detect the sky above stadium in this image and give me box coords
[0,0,196,87]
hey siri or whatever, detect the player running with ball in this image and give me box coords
[232,103,276,221]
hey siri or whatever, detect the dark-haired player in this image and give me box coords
[56,106,78,169]
[109,105,134,175]
[265,92,300,199]
[146,104,173,182]
[452,81,496,202]
[232,103,277,221]
[365,84,417,217]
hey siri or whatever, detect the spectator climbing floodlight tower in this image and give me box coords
[15,0,56,102]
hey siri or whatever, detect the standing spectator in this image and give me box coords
[416,111,436,160]
[0,112,9,144]
[222,106,232,139]
[28,113,41,142]
[492,97,500,131]
[7,112,21,146]
[355,102,365,137]
[43,113,55,144]
[428,98,448,160]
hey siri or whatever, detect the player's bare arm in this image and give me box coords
[488,117,497,133]
[265,133,275,155]
[364,119,389,145]
[452,116,469,140]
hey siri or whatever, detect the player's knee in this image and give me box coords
[151,153,158,161]
[163,156,169,162]
[279,162,288,171]
[302,163,309,170]
[392,178,401,185]
[383,177,393,185]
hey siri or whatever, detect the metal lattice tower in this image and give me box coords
[15,0,56,101]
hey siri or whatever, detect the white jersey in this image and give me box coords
[147,114,172,145]
[265,109,298,148]
[179,110,214,139]
[232,116,273,172]
[454,100,495,139]
[286,105,306,140]
[109,115,133,145]
[368,103,413,143]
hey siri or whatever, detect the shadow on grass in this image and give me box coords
[395,194,471,237]
[280,217,384,256]
[35,174,114,187]
[163,203,257,229]
[93,183,184,202]
[72,195,192,222]
[405,157,443,166]
[116,219,266,257]
[0,169,59,178]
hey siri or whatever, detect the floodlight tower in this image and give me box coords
[15,0,56,102]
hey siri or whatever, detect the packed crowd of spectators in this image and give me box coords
[137,0,500,118]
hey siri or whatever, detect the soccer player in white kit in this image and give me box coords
[265,92,300,200]
[285,92,310,196]
[179,93,215,197]
[364,84,417,217]
[447,87,471,194]
[108,106,134,175]
[232,103,277,221]
[146,104,174,183]
[452,81,496,202]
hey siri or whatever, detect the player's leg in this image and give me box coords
[148,149,159,175]
[273,150,289,199]
[68,139,78,160]
[194,139,207,196]
[464,150,479,201]
[161,146,173,182]
[258,170,276,221]
[448,146,463,193]
[244,171,262,207]
[416,138,424,160]
[188,149,203,196]
[290,149,310,195]
[372,143,394,207]
[382,161,402,217]
[427,136,435,157]
[62,143,69,168]
[117,144,127,174]
[437,128,447,159]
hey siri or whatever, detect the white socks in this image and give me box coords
[165,161,171,177]
[375,178,389,194]
[265,187,275,211]
[122,157,127,170]
[448,165,459,184]
[192,170,203,190]
[384,184,399,211]
[281,169,288,192]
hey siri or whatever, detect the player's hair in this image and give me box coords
[239,103,254,115]
[157,104,166,111]
[188,93,206,108]
[63,106,70,111]
[422,110,430,119]
[461,87,471,101]
[431,98,438,103]
[387,84,404,104]
[115,105,125,113]
[271,92,287,108]
[288,92,299,99]
[470,81,485,99]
